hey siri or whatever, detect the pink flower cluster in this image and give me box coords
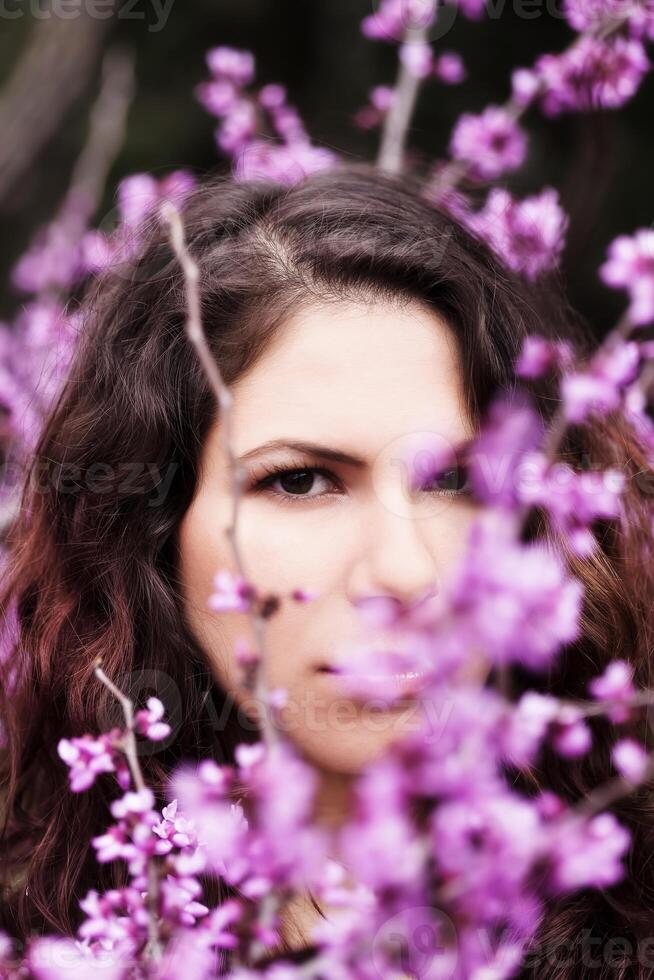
[3,1,654,974]
[449,105,528,180]
[195,46,338,184]
[512,35,650,116]
[461,186,569,280]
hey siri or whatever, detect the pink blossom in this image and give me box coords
[550,707,593,758]
[110,787,156,820]
[548,812,631,891]
[206,46,255,86]
[515,335,573,378]
[195,78,239,117]
[449,105,528,180]
[57,731,121,792]
[361,0,437,43]
[232,139,338,185]
[27,936,128,979]
[511,66,542,107]
[447,511,584,671]
[354,86,395,130]
[215,100,258,155]
[208,569,256,613]
[399,41,433,78]
[561,340,641,422]
[612,738,650,782]
[433,51,467,84]
[516,452,625,557]
[501,691,561,768]
[258,83,287,109]
[533,36,650,117]
[134,696,171,741]
[431,790,543,928]
[464,186,569,280]
[456,0,489,18]
[466,391,544,508]
[599,229,654,325]
[588,659,637,723]
[563,0,651,35]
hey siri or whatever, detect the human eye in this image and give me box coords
[419,462,471,497]
[248,459,344,504]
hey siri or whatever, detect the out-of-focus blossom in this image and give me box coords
[206,46,255,86]
[433,51,467,83]
[354,86,396,130]
[599,229,654,326]
[463,186,569,280]
[208,569,256,613]
[27,936,128,980]
[513,36,650,117]
[589,658,638,723]
[515,335,574,378]
[550,706,593,758]
[449,105,528,180]
[466,392,544,508]
[516,451,625,556]
[561,340,641,422]
[612,737,650,782]
[134,696,171,741]
[399,41,433,78]
[361,0,437,42]
[564,0,654,40]
[233,140,339,185]
[547,812,631,891]
[447,511,584,671]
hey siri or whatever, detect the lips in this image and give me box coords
[315,661,427,699]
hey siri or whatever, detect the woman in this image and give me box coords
[1,162,653,975]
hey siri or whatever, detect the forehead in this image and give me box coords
[220,297,474,458]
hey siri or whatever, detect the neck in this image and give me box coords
[277,767,359,954]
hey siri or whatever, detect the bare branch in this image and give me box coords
[160,201,281,751]
[377,2,439,174]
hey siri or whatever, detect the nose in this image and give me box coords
[345,505,440,614]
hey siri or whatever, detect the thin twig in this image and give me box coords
[0,5,115,205]
[94,660,163,963]
[427,13,632,202]
[0,48,134,548]
[160,201,281,752]
[377,1,439,174]
[62,46,135,236]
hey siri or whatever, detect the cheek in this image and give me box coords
[177,496,354,697]
[423,500,479,569]
[236,500,352,595]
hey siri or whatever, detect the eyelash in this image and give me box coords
[248,459,471,505]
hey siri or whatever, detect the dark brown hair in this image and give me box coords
[1,162,654,975]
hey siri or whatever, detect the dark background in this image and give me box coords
[0,0,652,336]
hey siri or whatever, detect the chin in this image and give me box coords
[283,708,418,775]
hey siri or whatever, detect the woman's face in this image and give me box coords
[177,296,481,776]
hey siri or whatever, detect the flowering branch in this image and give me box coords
[160,201,281,751]
[429,12,641,200]
[93,659,163,963]
[377,0,439,173]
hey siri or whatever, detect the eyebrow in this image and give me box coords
[237,440,366,467]
[237,435,476,468]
